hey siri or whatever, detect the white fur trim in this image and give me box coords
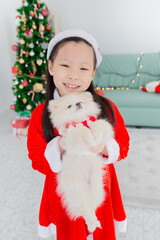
[38,223,57,238]
[114,218,127,232]
[87,233,93,240]
[103,137,120,164]
[44,136,63,173]
[47,29,102,68]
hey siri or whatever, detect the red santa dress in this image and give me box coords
[27,94,130,240]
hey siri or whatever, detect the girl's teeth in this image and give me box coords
[65,84,79,88]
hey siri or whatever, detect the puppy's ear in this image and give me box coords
[48,100,57,112]
[84,91,93,99]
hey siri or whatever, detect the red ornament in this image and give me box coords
[12,66,18,74]
[46,25,50,31]
[29,71,35,78]
[22,80,29,87]
[12,45,18,51]
[25,29,33,38]
[41,9,48,16]
[10,104,16,110]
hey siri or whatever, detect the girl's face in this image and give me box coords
[48,41,96,96]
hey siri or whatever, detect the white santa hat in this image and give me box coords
[47,29,102,68]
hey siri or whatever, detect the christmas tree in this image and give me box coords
[11,0,54,114]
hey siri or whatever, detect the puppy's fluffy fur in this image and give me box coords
[48,91,114,232]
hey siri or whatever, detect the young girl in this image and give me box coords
[27,29,130,240]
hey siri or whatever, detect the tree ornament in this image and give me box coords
[36,0,40,8]
[31,61,37,74]
[42,89,46,94]
[29,43,34,48]
[22,80,29,87]
[21,10,27,22]
[40,52,44,58]
[16,56,20,60]
[41,9,48,16]
[33,83,43,92]
[29,10,34,17]
[38,14,44,20]
[12,66,18,74]
[20,39,25,45]
[22,98,27,104]
[19,58,25,64]
[46,25,51,31]
[39,23,45,37]
[10,104,16,110]
[32,23,37,30]
[25,28,33,38]
[18,70,23,75]
[25,51,29,57]
[12,45,18,51]
[34,4,38,18]
[29,50,35,56]
[29,71,35,78]
[42,74,45,79]
[21,25,26,31]
[26,104,32,110]
[40,42,48,49]
[28,90,35,101]
[36,59,43,66]
[19,84,24,89]
[14,80,19,85]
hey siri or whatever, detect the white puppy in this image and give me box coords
[48,91,114,233]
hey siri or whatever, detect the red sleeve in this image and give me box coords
[27,103,54,175]
[108,100,130,161]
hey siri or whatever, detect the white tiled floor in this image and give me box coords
[0,110,160,239]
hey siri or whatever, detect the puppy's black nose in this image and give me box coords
[76,102,82,108]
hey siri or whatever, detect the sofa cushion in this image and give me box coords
[103,89,160,108]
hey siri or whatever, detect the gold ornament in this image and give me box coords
[41,74,45,79]
[19,84,24,89]
[21,25,26,31]
[32,23,37,30]
[21,10,27,22]
[16,56,19,60]
[18,70,23,75]
[14,89,18,93]
[31,61,37,74]
[20,39,25,45]
[25,51,29,57]
[22,98,27,104]
[22,0,25,4]
[36,59,43,66]
[33,83,43,93]
[29,10,34,17]
[19,58,25,64]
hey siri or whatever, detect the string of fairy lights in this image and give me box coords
[95,52,146,91]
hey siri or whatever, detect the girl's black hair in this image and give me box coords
[42,37,116,142]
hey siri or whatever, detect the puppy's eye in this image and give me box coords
[67,104,72,109]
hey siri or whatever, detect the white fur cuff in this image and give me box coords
[114,218,127,232]
[44,136,62,173]
[38,223,57,238]
[103,137,120,164]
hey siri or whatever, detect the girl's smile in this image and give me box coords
[48,41,96,97]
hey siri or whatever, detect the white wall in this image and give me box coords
[1,0,160,113]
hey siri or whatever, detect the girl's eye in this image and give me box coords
[61,64,69,68]
[67,104,72,109]
[81,68,88,71]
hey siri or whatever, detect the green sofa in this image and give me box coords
[93,52,160,127]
